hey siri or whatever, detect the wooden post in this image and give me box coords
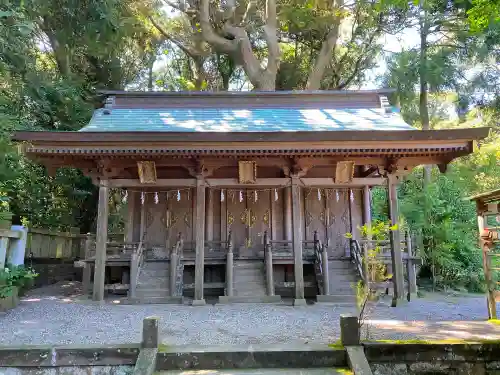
[129,253,138,299]
[291,176,306,305]
[205,188,213,244]
[406,231,418,296]
[93,179,109,302]
[226,245,234,297]
[362,185,372,225]
[477,201,497,319]
[264,231,275,296]
[321,245,330,295]
[387,174,404,304]
[125,190,137,243]
[193,177,206,305]
[170,253,178,297]
[284,186,292,241]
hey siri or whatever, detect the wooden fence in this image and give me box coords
[26,229,124,260]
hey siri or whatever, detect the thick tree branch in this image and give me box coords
[262,0,280,78]
[200,0,237,54]
[148,16,198,58]
[305,0,344,90]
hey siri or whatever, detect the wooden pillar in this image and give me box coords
[193,177,206,305]
[93,179,109,302]
[284,186,292,241]
[291,176,306,305]
[405,231,418,296]
[126,190,137,243]
[387,174,404,304]
[226,248,234,297]
[205,188,213,243]
[478,201,497,319]
[362,185,372,226]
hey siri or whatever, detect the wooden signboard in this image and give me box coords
[238,161,257,184]
[335,161,355,184]
[137,161,157,184]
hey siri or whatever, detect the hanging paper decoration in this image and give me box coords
[177,190,181,201]
[254,190,258,202]
[122,190,128,203]
[239,190,243,203]
[317,188,321,201]
[141,192,145,205]
[154,192,159,204]
[274,188,278,202]
[221,189,225,202]
[187,189,190,201]
[335,189,339,202]
[350,189,354,202]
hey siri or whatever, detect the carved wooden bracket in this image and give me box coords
[378,158,399,177]
[186,159,214,178]
[290,157,312,177]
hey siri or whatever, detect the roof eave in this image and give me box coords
[12,128,491,144]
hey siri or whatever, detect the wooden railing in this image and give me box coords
[350,239,366,284]
[350,231,421,299]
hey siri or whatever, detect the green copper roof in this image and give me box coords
[79,107,415,132]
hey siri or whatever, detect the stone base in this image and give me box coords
[0,287,18,312]
[191,299,206,306]
[124,296,184,305]
[293,298,307,306]
[218,295,282,304]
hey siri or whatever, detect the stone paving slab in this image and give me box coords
[156,370,346,374]
[0,282,499,346]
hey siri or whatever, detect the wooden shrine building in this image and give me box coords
[14,90,489,305]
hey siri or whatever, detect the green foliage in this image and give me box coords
[0,264,38,298]
[398,171,485,292]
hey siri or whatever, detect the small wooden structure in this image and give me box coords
[470,189,500,319]
[14,90,489,305]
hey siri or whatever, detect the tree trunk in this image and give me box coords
[419,1,431,184]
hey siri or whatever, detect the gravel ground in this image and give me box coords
[0,282,499,346]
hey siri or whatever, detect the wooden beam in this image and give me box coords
[387,174,404,304]
[300,178,385,187]
[360,166,379,177]
[291,176,306,305]
[109,179,196,188]
[93,179,109,301]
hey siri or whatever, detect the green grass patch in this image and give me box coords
[328,339,344,349]
[157,343,169,353]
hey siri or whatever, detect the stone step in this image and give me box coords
[140,269,170,278]
[159,368,345,374]
[135,288,170,298]
[142,261,171,270]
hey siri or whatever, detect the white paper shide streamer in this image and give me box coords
[350,189,354,202]
[239,190,243,202]
[254,190,258,202]
[335,189,339,202]
[141,192,145,205]
[274,189,278,202]
[122,190,128,203]
[177,190,181,201]
[154,192,159,204]
[221,189,225,202]
[317,188,321,201]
